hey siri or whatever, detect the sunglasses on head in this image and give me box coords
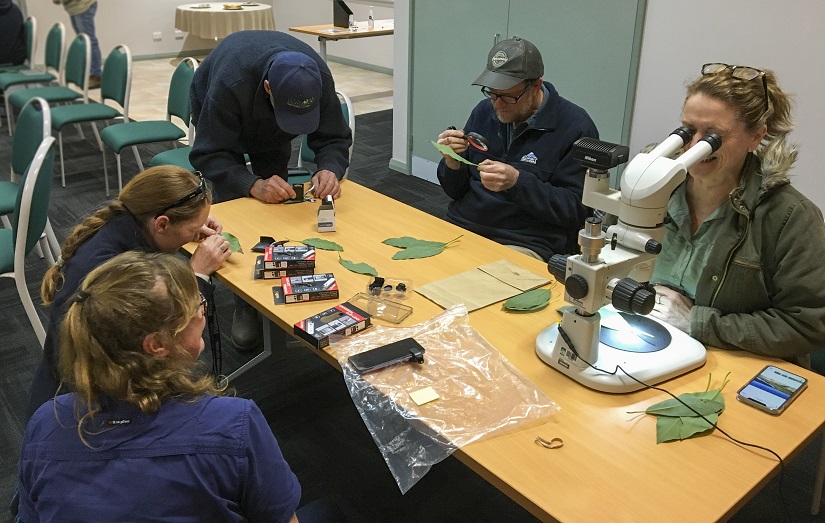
[155,171,206,218]
[701,63,768,112]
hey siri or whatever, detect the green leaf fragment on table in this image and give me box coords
[300,238,344,251]
[383,236,446,249]
[391,244,446,260]
[430,140,477,166]
[219,231,243,253]
[656,412,719,443]
[338,255,378,276]
[629,372,731,444]
[643,391,726,417]
[503,288,552,312]
[383,235,461,260]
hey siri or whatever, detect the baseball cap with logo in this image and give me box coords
[472,37,544,90]
[267,51,322,135]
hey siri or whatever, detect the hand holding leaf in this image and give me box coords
[431,140,477,166]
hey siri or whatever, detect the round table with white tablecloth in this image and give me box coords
[175,3,275,40]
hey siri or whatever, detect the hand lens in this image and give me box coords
[447,126,491,152]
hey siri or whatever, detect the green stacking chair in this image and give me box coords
[50,44,132,195]
[8,34,90,135]
[0,97,59,263]
[101,57,197,187]
[0,22,64,131]
[0,15,36,74]
[296,89,355,179]
[0,135,57,347]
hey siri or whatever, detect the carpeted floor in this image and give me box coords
[1,109,823,522]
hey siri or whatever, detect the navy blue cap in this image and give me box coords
[267,52,322,135]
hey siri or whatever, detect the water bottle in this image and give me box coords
[368,6,374,29]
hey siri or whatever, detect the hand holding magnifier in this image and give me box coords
[447,126,493,155]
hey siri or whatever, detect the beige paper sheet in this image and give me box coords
[416,259,550,312]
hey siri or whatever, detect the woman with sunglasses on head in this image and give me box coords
[18,252,300,522]
[26,166,232,422]
[648,63,825,367]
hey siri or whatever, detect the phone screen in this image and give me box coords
[737,365,807,412]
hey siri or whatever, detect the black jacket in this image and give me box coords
[0,0,26,66]
[190,31,352,202]
[437,82,598,260]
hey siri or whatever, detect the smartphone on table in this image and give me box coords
[736,365,808,415]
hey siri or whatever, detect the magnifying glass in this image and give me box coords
[447,126,491,153]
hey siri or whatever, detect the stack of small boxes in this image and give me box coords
[255,244,339,304]
[253,243,372,348]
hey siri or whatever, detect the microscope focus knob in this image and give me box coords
[547,254,569,282]
[565,274,589,300]
[645,239,662,254]
[612,278,655,315]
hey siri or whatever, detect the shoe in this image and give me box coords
[231,300,262,352]
[87,75,101,89]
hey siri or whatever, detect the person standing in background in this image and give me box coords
[53,0,101,88]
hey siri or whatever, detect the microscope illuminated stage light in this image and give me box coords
[535,307,707,394]
[536,128,721,393]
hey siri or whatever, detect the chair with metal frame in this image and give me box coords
[0,97,59,263]
[0,135,57,347]
[7,33,90,136]
[100,57,197,188]
[49,44,132,195]
[0,22,64,131]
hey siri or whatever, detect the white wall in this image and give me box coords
[22,0,226,61]
[629,0,825,210]
[390,0,408,173]
[272,0,393,70]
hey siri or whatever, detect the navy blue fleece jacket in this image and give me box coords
[437,82,598,260]
[190,31,352,202]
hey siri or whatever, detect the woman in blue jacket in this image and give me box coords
[18,252,301,522]
[26,166,232,421]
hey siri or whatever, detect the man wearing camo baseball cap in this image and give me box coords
[436,37,599,261]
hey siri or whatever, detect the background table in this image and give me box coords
[289,20,393,61]
[187,182,825,522]
[176,3,275,40]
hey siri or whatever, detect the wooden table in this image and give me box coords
[289,20,393,61]
[186,182,825,522]
[175,2,275,40]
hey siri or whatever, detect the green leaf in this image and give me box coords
[656,413,718,443]
[220,231,243,253]
[391,244,446,260]
[431,140,477,166]
[503,288,552,312]
[300,238,343,251]
[338,256,378,276]
[382,236,446,249]
[643,395,725,418]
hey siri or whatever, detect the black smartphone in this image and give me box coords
[348,337,425,373]
[736,365,808,415]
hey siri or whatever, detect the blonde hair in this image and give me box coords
[58,252,221,444]
[42,166,212,304]
[685,66,797,176]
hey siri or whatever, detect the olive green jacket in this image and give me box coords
[684,153,825,368]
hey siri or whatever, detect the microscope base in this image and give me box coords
[535,320,706,393]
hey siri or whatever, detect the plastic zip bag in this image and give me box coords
[328,304,559,493]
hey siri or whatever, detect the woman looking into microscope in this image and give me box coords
[649,63,825,367]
